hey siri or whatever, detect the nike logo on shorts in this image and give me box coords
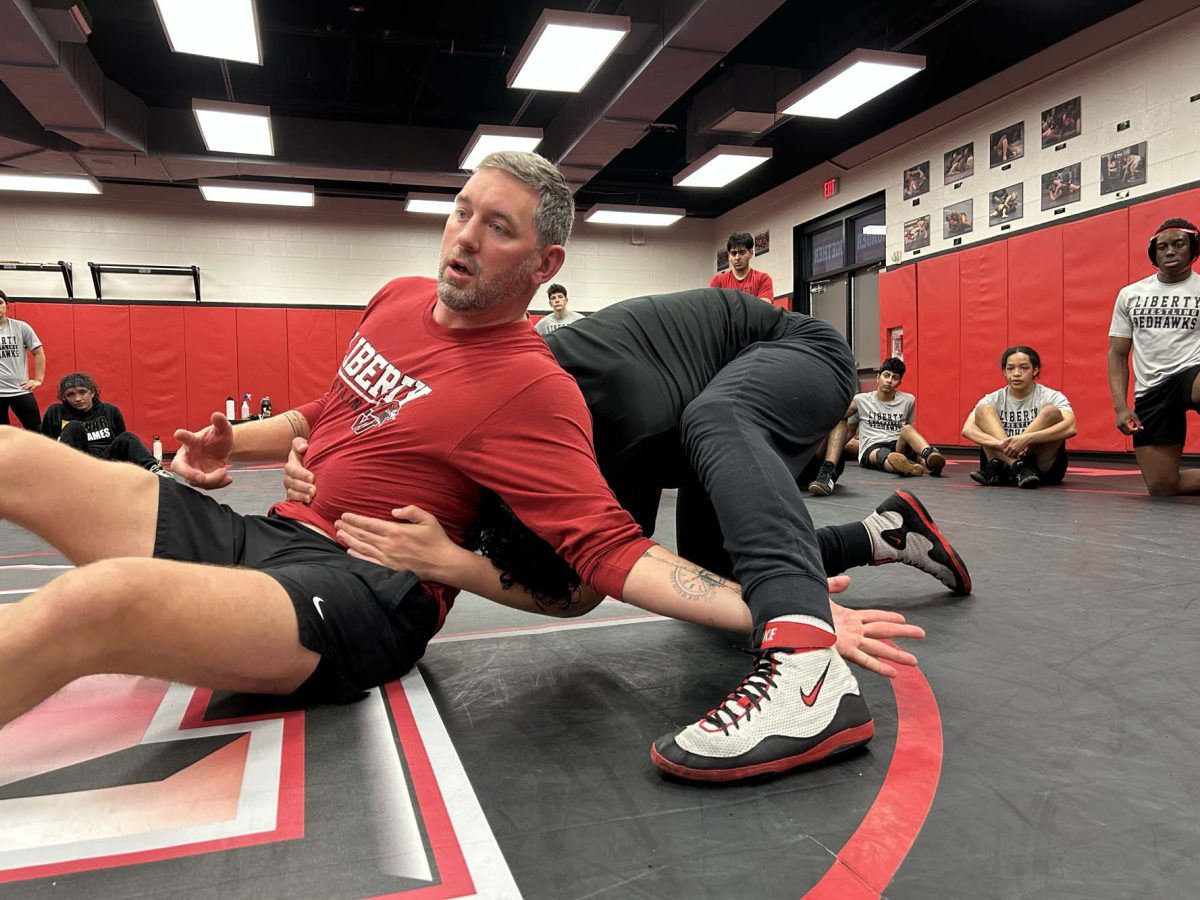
[313,596,326,620]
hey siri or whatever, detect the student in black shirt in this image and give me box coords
[41,373,172,477]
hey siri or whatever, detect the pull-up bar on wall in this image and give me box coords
[87,262,202,302]
[0,260,74,298]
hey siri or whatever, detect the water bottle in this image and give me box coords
[152,435,163,461]
[260,395,272,418]
[225,395,235,419]
[241,393,251,420]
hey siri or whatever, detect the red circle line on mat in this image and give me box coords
[805,656,943,898]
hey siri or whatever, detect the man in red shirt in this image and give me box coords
[0,153,915,785]
[709,231,774,300]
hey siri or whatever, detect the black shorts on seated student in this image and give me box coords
[1133,362,1200,448]
[860,439,902,469]
[153,479,440,703]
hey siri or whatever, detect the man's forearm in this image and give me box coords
[619,545,753,633]
[230,409,310,461]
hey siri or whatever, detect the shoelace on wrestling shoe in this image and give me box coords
[701,648,785,733]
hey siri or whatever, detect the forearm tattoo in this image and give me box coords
[641,546,741,603]
[283,410,306,439]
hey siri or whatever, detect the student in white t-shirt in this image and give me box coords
[846,357,945,478]
[962,345,1076,488]
[1108,218,1200,497]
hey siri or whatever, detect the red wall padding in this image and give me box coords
[236,307,290,416]
[1007,229,1064,389]
[958,243,1008,419]
[334,309,364,363]
[183,307,239,430]
[286,308,337,408]
[129,306,188,452]
[73,306,133,419]
[1063,210,1130,452]
[1126,187,1200,283]
[8,302,77,422]
[914,255,960,445]
[878,263,918,397]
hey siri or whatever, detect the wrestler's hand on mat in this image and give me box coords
[335,506,468,583]
[283,438,316,503]
[172,412,234,489]
[1115,406,1142,435]
[830,600,924,679]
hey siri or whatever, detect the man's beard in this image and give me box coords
[437,252,538,312]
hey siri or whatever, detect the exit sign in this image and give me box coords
[823,178,840,198]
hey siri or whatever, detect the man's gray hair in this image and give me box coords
[477,151,574,248]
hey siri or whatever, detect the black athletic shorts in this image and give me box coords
[977,446,1069,486]
[153,479,440,703]
[1133,363,1200,448]
[860,439,900,469]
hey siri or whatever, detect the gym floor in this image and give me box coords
[1,455,1198,899]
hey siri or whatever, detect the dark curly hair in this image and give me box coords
[57,372,100,403]
[464,489,581,610]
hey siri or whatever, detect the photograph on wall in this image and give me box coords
[754,230,770,256]
[943,199,973,239]
[943,142,974,183]
[902,161,930,199]
[989,183,1024,224]
[1040,163,1081,210]
[903,215,931,252]
[1040,96,1081,148]
[716,248,729,272]
[1100,142,1147,195]
[989,122,1024,167]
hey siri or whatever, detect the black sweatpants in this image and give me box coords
[679,316,857,630]
[0,393,40,431]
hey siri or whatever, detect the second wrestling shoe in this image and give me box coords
[650,616,873,782]
[886,451,925,477]
[807,460,838,497]
[864,490,972,595]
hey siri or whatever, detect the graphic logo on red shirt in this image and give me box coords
[339,333,432,432]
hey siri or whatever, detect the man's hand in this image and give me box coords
[18,378,42,391]
[1115,406,1142,435]
[1000,432,1033,456]
[830,600,925,678]
[335,506,471,584]
[172,412,234,489]
[284,437,317,503]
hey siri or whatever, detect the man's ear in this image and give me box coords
[531,245,566,286]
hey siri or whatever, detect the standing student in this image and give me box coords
[962,346,1075,488]
[0,289,45,430]
[534,283,583,336]
[709,232,774,300]
[1108,218,1200,496]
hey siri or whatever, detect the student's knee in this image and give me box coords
[1144,473,1180,497]
[30,561,147,667]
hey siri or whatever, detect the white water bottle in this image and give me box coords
[152,435,163,461]
[225,395,235,419]
[240,393,251,420]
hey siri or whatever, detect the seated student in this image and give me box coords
[41,372,173,478]
[963,346,1076,488]
[848,357,945,478]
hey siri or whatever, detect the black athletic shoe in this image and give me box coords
[1013,460,1041,489]
[864,490,972,594]
[969,457,1003,486]
[922,447,946,477]
[650,618,874,782]
[807,461,837,497]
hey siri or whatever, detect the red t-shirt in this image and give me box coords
[272,277,653,625]
[709,268,774,299]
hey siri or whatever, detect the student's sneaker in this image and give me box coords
[149,463,175,480]
[863,490,972,594]
[969,457,1004,486]
[885,451,925,477]
[650,617,873,782]
[921,446,946,476]
[1012,459,1041,489]
[807,461,838,497]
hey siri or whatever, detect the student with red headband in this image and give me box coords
[1108,218,1200,496]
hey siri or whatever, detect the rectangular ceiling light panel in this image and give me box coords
[193,99,274,155]
[508,11,631,93]
[154,0,262,64]
[584,204,684,227]
[198,179,313,206]
[405,194,457,215]
[459,127,543,170]
[0,173,101,194]
[778,50,925,119]
[674,145,772,188]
